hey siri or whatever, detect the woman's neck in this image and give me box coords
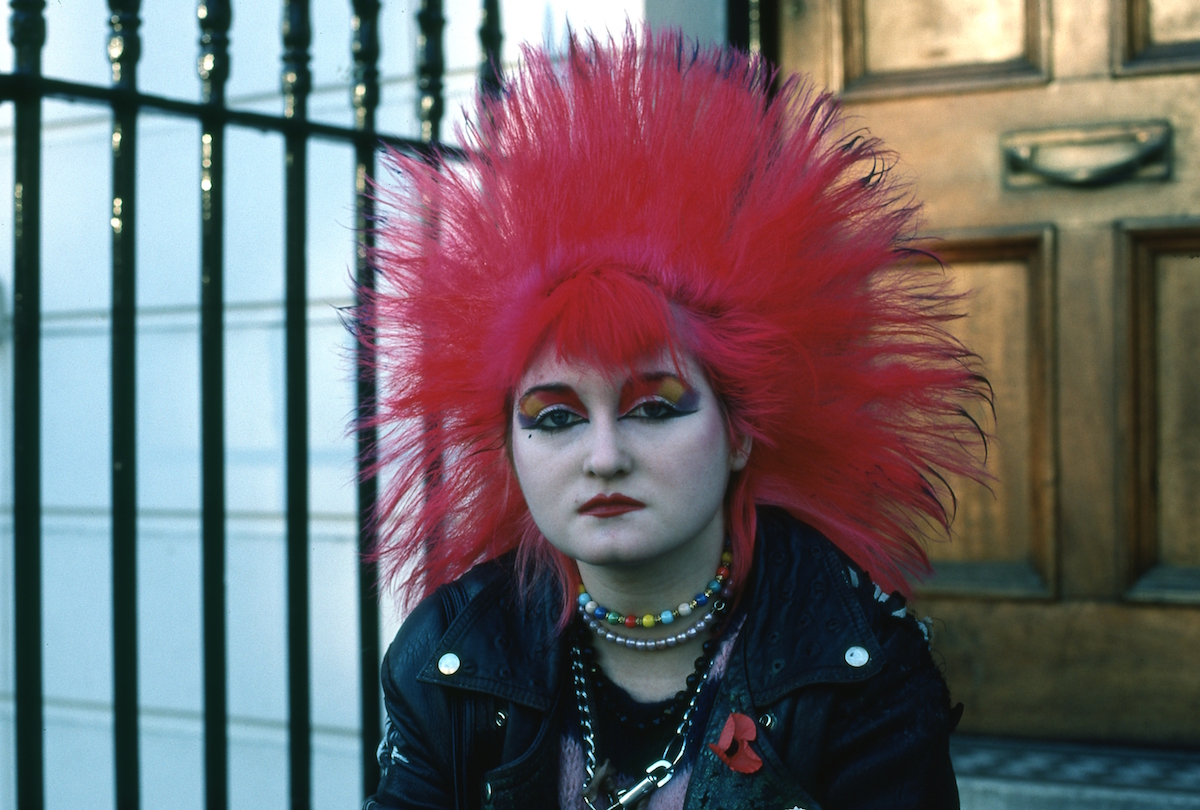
[576,530,725,622]
[576,533,726,702]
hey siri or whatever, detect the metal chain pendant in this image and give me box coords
[570,638,717,810]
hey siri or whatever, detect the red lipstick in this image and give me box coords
[578,494,645,518]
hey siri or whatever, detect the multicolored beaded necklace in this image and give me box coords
[575,549,733,635]
[582,602,725,650]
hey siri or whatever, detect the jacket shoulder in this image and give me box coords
[750,509,959,808]
[756,507,934,653]
[369,559,516,810]
[818,555,960,808]
[745,507,946,694]
[382,557,513,685]
[827,542,936,656]
[383,553,562,715]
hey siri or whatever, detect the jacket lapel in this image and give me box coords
[416,560,563,712]
[740,509,885,707]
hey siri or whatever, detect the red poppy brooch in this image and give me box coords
[708,712,763,774]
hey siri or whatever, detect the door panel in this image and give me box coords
[1120,0,1200,72]
[1152,1,1200,43]
[1155,257,1200,566]
[921,234,1056,601]
[781,0,1200,744]
[917,600,1200,743]
[1126,227,1200,603]
[860,0,1026,71]
[840,0,1048,96]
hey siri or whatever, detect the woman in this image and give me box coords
[362,28,988,810]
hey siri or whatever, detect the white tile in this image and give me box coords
[311,529,361,729]
[42,328,111,509]
[228,720,289,810]
[138,517,203,714]
[43,515,113,704]
[137,117,202,309]
[43,701,115,810]
[225,128,285,305]
[137,313,202,512]
[226,521,287,723]
[41,106,111,313]
[140,710,205,810]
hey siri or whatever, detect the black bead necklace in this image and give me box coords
[570,628,722,810]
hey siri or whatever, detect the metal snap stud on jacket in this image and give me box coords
[844,646,869,667]
[438,652,461,675]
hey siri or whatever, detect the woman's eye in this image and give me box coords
[623,398,683,420]
[532,407,585,430]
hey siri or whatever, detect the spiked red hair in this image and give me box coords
[362,28,989,616]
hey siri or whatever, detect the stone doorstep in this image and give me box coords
[952,735,1200,810]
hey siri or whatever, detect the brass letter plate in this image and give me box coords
[1002,121,1171,189]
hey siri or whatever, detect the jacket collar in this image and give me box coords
[738,508,884,706]
[417,561,564,713]
[417,508,884,713]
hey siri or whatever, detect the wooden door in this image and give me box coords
[781,0,1200,745]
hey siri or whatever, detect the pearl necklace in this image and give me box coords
[583,601,726,650]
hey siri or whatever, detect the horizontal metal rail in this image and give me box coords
[0,72,458,157]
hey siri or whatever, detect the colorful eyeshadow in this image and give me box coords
[516,385,587,429]
[618,373,700,414]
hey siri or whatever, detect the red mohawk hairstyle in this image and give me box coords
[361,28,990,614]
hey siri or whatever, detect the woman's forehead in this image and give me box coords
[517,347,697,391]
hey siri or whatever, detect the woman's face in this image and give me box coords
[510,349,748,570]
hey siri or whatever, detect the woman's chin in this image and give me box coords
[567,532,697,572]
[556,509,724,571]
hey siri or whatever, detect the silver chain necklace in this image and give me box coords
[569,639,716,810]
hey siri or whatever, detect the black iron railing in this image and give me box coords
[0,2,490,808]
[11,4,45,810]
[108,6,141,808]
[4,3,768,808]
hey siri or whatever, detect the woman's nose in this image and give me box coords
[583,418,632,478]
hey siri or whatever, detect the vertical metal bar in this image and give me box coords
[727,0,750,51]
[728,0,779,90]
[282,2,312,807]
[755,0,781,67]
[198,3,230,808]
[416,0,444,143]
[478,0,502,98]
[748,0,761,52]
[10,3,45,809]
[350,0,381,798]
[108,3,142,808]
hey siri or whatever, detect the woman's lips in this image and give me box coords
[578,494,645,517]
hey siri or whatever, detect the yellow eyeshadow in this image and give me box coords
[657,376,687,404]
[518,393,546,418]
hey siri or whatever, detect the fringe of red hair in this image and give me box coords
[358,27,991,622]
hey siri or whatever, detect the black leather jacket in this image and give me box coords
[366,508,961,809]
